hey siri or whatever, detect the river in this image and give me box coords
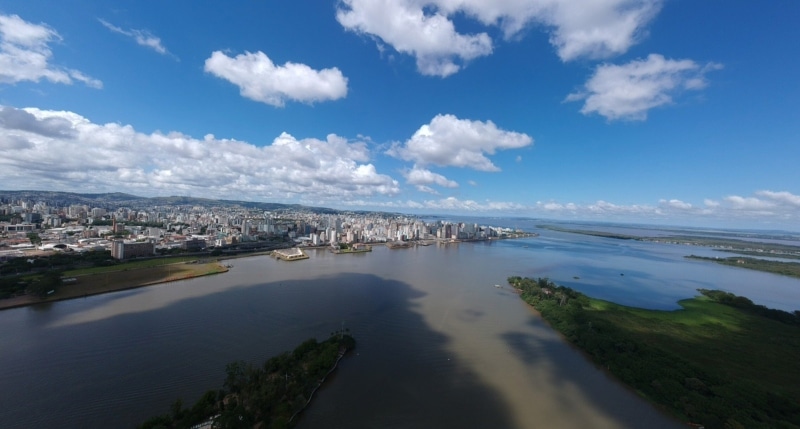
[1,227,799,428]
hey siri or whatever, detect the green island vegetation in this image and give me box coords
[138,334,356,429]
[654,235,800,257]
[713,250,800,260]
[686,255,800,279]
[508,276,800,429]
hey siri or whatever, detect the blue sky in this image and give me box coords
[0,1,798,230]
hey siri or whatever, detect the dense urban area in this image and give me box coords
[0,191,528,263]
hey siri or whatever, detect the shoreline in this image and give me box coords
[0,237,540,311]
[0,261,229,311]
[288,346,349,424]
[512,286,681,424]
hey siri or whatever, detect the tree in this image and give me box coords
[27,232,42,246]
[28,271,62,297]
[224,361,248,393]
[170,398,185,421]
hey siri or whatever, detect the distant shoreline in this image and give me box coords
[0,261,229,311]
[0,234,541,311]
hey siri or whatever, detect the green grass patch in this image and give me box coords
[63,256,201,276]
[508,276,800,429]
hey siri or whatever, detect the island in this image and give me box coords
[139,333,356,429]
[686,255,800,279]
[508,276,800,429]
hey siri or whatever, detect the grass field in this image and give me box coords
[63,256,202,276]
[0,261,228,310]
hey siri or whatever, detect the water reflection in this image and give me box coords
[45,279,252,329]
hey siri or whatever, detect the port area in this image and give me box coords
[330,244,372,254]
[271,247,309,261]
[385,241,412,249]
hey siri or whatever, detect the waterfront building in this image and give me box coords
[181,238,206,251]
[111,240,155,260]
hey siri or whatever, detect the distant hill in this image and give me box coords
[0,190,340,214]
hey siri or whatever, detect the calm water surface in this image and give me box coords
[1,231,799,428]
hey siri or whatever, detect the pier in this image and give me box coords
[271,247,309,261]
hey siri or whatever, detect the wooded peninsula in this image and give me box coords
[509,276,800,429]
[138,334,356,429]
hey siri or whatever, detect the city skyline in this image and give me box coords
[1,1,798,230]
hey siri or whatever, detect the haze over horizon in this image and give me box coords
[0,1,798,230]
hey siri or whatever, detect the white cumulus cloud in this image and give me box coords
[532,191,800,225]
[339,191,799,228]
[404,165,459,192]
[439,0,660,60]
[422,197,526,211]
[336,0,493,77]
[659,198,692,210]
[0,105,398,202]
[204,51,348,107]
[539,0,660,61]
[566,53,722,121]
[337,0,660,76]
[98,19,173,57]
[723,195,774,211]
[756,190,800,207]
[0,13,101,88]
[387,114,532,171]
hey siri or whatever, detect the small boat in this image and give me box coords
[494,284,501,288]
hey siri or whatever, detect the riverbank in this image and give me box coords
[509,276,800,429]
[0,261,229,310]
